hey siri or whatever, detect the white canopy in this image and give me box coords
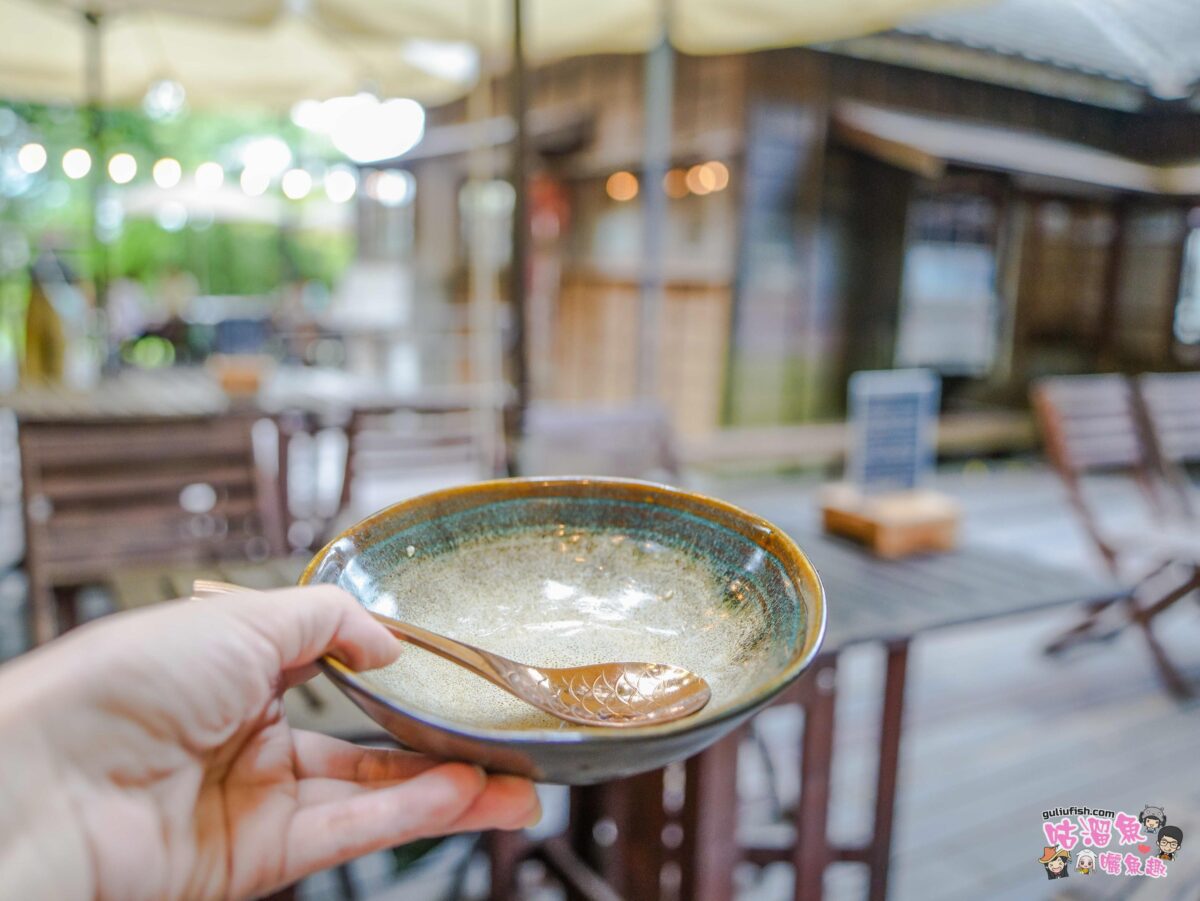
[0,0,475,108]
[0,0,973,109]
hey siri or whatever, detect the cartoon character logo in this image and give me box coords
[1157,825,1183,861]
[1075,849,1096,874]
[1139,805,1167,835]
[1039,845,1071,879]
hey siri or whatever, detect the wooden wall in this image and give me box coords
[549,274,731,436]
[528,53,744,436]
[1111,203,1189,367]
[426,46,1199,436]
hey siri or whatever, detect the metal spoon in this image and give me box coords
[192,580,712,728]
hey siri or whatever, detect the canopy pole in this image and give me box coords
[467,0,504,477]
[505,0,529,474]
[638,0,674,399]
[84,10,108,313]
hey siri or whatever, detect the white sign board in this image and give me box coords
[847,369,941,494]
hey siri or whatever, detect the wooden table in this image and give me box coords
[97,508,1126,901]
[0,369,230,422]
[524,524,1127,901]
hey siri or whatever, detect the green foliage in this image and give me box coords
[0,101,352,299]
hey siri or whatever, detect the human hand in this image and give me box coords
[0,586,540,900]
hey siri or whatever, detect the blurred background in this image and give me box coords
[1,0,1199,899]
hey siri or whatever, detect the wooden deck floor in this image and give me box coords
[715,464,1200,901]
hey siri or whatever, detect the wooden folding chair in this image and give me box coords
[18,414,286,643]
[1137,371,1200,518]
[1032,375,1198,697]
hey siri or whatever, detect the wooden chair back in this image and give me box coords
[1031,374,1163,568]
[338,403,497,519]
[519,402,681,481]
[1136,371,1200,517]
[18,414,285,641]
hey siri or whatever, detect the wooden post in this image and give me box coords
[866,640,910,901]
[84,10,108,313]
[793,656,837,899]
[1096,198,1128,369]
[679,730,742,901]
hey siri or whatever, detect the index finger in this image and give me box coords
[212,584,400,673]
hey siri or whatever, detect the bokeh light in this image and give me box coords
[324,166,357,203]
[195,161,224,191]
[606,171,639,202]
[365,169,415,207]
[240,137,292,177]
[152,158,182,189]
[107,152,137,185]
[17,143,46,174]
[704,160,730,191]
[663,168,689,199]
[62,148,91,179]
[331,95,425,164]
[240,168,270,197]
[281,168,313,200]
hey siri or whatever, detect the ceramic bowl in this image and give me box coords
[302,477,825,785]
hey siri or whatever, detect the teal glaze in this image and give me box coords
[303,477,826,785]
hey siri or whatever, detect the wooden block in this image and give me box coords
[820,483,959,559]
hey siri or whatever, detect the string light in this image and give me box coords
[62,148,91,179]
[605,171,638,202]
[107,152,137,185]
[662,168,688,199]
[704,160,730,191]
[152,157,182,189]
[686,164,713,195]
[17,143,46,174]
[281,168,312,200]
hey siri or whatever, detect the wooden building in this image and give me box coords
[407,0,1200,440]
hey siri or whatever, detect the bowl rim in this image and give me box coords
[302,476,827,744]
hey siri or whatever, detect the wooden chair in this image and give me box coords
[1032,375,1198,696]
[18,414,286,643]
[1136,371,1200,519]
[331,402,501,527]
[519,402,682,482]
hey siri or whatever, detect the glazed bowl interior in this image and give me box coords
[302,478,824,753]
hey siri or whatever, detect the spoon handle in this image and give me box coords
[191,580,520,693]
[364,611,520,688]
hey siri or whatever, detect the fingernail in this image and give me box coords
[522,803,543,828]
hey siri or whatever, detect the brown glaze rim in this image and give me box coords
[301,476,827,744]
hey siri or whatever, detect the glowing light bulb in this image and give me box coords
[152,157,182,189]
[606,171,639,202]
[17,143,46,174]
[107,152,137,185]
[281,168,312,200]
[62,148,91,179]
